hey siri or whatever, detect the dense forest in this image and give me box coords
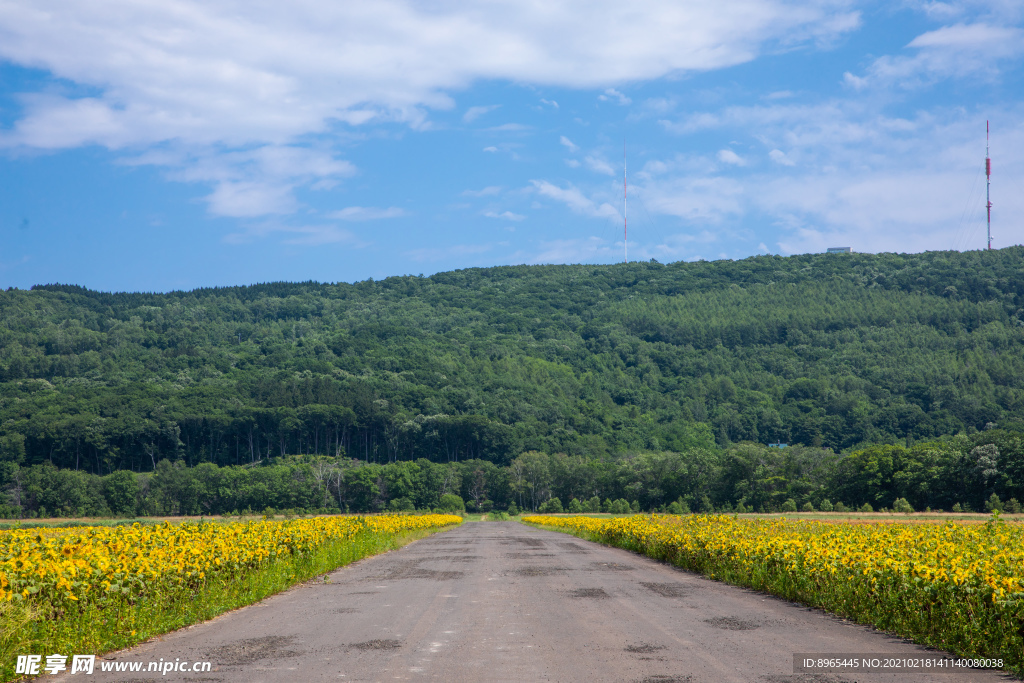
[2,430,1023,519]
[2,248,1024,517]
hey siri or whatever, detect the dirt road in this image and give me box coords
[74,521,1011,682]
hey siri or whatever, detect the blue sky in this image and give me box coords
[1,0,1022,292]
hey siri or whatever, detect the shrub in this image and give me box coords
[667,497,691,515]
[538,497,563,514]
[986,493,1004,513]
[438,494,465,512]
[388,497,415,512]
[801,502,815,512]
[585,496,601,513]
[601,498,613,513]
[1007,498,1022,514]
[834,502,847,512]
[893,497,914,513]
[819,499,833,512]
[781,499,798,512]
[859,502,873,513]
[610,499,631,514]
[507,503,519,516]
[567,498,583,513]
[952,503,963,513]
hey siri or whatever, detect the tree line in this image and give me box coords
[2,427,1021,519]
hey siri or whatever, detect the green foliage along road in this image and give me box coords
[1,248,1023,517]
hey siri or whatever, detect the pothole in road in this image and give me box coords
[759,675,855,682]
[636,675,692,683]
[407,547,474,556]
[334,607,359,614]
[503,537,546,547]
[640,582,690,598]
[207,635,303,666]
[504,552,555,559]
[569,588,609,598]
[556,542,590,554]
[703,616,761,631]
[369,560,464,581]
[510,566,569,576]
[626,644,666,654]
[351,639,403,651]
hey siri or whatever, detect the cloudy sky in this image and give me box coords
[1,0,1022,291]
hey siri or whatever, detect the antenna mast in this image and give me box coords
[623,140,628,263]
[986,121,992,250]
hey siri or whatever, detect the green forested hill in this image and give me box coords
[2,248,1023,476]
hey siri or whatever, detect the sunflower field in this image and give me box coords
[524,514,1024,673]
[1,514,460,680]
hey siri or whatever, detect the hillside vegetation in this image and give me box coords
[1,249,1023,516]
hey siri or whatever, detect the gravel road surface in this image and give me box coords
[70,521,1012,682]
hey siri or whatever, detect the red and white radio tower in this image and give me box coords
[986,121,992,250]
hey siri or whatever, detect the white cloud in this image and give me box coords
[0,0,862,151]
[530,237,615,264]
[635,175,746,224]
[206,181,298,217]
[136,145,356,217]
[530,180,620,220]
[846,23,1024,89]
[463,105,500,122]
[462,185,503,196]
[327,206,407,221]
[585,155,616,175]
[223,222,363,246]
[902,0,1024,23]
[717,149,746,166]
[559,135,579,152]
[540,98,559,108]
[485,123,531,132]
[565,159,581,168]
[0,0,861,222]
[598,88,632,105]
[484,210,525,221]
[483,146,499,152]
[404,243,493,262]
[642,97,1024,254]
